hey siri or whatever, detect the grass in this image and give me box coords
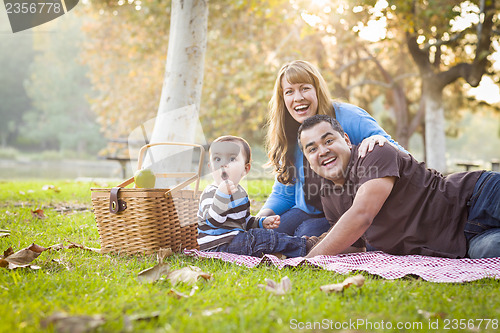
[1,179,499,332]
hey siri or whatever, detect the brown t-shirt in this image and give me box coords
[320,145,483,258]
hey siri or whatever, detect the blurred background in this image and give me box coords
[1,0,499,180]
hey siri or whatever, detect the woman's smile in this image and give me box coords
[282,79,318,124]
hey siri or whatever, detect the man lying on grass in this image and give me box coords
[298,114,500,259]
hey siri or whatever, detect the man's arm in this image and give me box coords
[306,177,396,257]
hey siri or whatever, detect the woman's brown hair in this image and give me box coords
[265,60,335,184]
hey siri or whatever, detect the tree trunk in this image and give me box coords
[422,81,446,172]
[145,0,208,187]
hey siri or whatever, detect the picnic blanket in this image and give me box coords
[185,249,500,283]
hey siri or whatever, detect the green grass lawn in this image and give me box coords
[1,179,499,332]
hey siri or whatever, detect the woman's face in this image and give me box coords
[281,77,318,124]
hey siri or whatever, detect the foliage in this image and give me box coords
[81,0,311,145]
[0,19,34,148]
[20,15,104,156]
[0,180,500,332]
[80,0,169,143]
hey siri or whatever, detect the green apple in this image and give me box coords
[134,169,156,188]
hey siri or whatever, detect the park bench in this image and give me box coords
[456,159,499,172]
[103,138,148,178]
[455,162,480,171]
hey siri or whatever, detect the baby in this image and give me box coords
[197,135,316,257]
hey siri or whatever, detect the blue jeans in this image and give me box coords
[274,208,331,237]
[464,172,500,258]
[210,228,307,258]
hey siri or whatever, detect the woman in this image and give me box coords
[258,60,406,238]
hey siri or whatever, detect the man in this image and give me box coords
[298,114,500,258]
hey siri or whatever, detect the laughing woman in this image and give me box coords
[258,60,407,239]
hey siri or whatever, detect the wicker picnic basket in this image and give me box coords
[91,142,204,255]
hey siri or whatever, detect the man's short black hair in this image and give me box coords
[297,114,345,151]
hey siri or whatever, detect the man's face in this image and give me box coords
[209,141,249,186]
[299,121,352,185]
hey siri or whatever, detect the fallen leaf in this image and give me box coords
[167,266,212,285]
[417,309,447,320]
[42,184,61,192]
[47,243,67,251]
[0,233,10,238]
[123,312,160,332]
[2,247,14,258]
[320,274,365,293]
[137,263,170,283]
[1,243,47,269]
[31,209,46,219]
[168,286,198,299]
[66,241,101,254]
[157,248,173,263]
[41,312,105,333]
[258,276,292,295]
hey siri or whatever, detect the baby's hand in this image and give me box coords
[218,179,237,195]
[263,215,280,229]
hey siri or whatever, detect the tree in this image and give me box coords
[81,0,304,146]
[395,0,499,171]
[22,15,104,156]
[292,0,424,149]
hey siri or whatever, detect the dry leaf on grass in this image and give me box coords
[168,286,198,299]
[41,312,105,333]
[157,248,173,263]
[320,274,365,293]
[167,266,212,286]
[417,309,447,320]
[31,209,46,219]
[258,276,292,295]
[0,230,10,238]
[65,241,101,254]
[137,263,170,283]
[0,243,47,269]
[2,247,14,258]
[42,184,61,192]
[123,312,160,332]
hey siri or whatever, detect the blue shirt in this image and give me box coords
[262,102,407,215]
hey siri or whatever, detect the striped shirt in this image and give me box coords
[197,184,265,250]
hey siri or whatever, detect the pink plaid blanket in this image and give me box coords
[185,249,500,283]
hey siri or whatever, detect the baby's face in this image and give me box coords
[209,141,249,186]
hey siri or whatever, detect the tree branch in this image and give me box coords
[335,57,372,76]
[346,80,393,90]
[406,33,432,74]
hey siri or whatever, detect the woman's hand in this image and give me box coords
[358,135,389,158]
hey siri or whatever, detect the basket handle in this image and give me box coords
[136,142,205,197]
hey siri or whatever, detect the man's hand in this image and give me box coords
[262,215,280,229]
[218,179,237,195]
